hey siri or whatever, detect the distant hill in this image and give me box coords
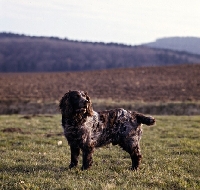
[1,32,200,72]
[144,37,200,55]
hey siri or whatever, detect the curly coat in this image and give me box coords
[59,90,155,170]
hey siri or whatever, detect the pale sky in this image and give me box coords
[0,0,200,45]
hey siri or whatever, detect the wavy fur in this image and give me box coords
[59,90,155,170]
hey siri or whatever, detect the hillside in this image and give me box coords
[1,33,200,72]
[144,37,200,55]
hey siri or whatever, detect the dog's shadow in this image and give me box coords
[0,164,68,174]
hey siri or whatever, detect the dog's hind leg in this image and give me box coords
[129,146,142,170]
[69,145,80,169]
[120,141,142,170]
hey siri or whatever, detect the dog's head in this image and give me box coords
[59,90,93,117]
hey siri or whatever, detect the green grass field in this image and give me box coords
[0,115,200,190]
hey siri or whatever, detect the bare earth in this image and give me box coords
[0,64,200,102]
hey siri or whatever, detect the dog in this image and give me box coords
[59,90,155,170]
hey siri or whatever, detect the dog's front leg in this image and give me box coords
[81,147,94,170]
[69,145,80,169]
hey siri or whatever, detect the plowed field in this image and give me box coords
[0,64,200,102]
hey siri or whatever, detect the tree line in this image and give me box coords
[0,32,200,72]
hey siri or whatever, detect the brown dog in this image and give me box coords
[59,90,155,170]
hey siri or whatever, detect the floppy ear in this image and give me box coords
[59,91,73,116]
[84,91,93,116]
[84,91,90,102]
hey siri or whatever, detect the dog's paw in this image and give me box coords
[130,166,139,171]
[69,163,77,169]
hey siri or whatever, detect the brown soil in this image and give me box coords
[0,64,200,102]
[2,127,23,133]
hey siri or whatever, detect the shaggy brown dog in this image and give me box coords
[59,90,155,170]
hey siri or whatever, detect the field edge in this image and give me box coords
[0,99,200,115]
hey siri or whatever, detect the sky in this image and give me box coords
[0,0,200,45]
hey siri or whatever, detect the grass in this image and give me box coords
[1,99,200,115]
[92,99,200,115]
[0,115,200,189]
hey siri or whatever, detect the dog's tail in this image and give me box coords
[133,112,156,126]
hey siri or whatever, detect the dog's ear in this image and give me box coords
[59,91,73,116]
[84,91,93,116]
[84,91,91,102]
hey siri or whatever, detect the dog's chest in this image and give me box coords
[84,112,102,136]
